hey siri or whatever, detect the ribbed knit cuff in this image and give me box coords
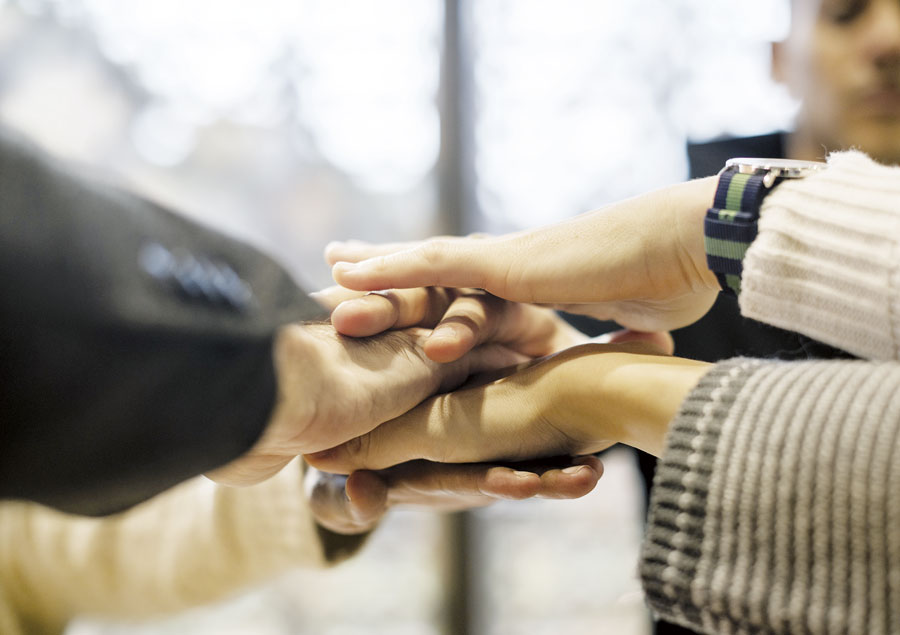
[740,151,900,360]
[640,358,762,632]
[641,356,900,634]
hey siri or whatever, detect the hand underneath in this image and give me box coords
[327,177,721,332]
[305,341,711,474]
[306,456,602,535]
[206,323,525,487]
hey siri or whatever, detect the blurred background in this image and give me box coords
[0,0,793,633]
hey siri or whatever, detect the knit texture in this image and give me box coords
[642,358,900,634]
[740,151,900,360]
[0,459,365,635]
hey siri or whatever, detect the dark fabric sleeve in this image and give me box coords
[0,129,327,516]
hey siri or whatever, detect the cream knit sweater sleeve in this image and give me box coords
[0,458,366,635]
[641,152,900,634]
[740,150,900,360]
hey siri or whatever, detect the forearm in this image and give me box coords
[559,346,711,457]
[641,358,900,634]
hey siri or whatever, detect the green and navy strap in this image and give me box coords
[704,169,777,296]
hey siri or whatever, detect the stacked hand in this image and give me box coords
[305,178,721,485]
[305,456,602,535]
[206,284,605,534]
[216,175,721,534]
[305,338,708,476]
[299,286,608,534]
[327,176,721,333]
[316,284,587,362]
[299,285,705,533]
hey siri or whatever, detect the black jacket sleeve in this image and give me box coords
[0,129,327,516]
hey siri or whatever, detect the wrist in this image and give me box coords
[671,176,721,292]
[613,358,711,456]
[703,158,826,296]
[556,345,711,457]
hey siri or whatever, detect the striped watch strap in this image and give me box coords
[704,168,775,296]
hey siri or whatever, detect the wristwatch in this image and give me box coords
[704,157,826,296]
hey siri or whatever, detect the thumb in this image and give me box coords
[305,467,388,535]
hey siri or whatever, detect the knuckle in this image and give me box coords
[418,238,453,268]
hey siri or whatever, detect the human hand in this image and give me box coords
[206,323,525,487]
[311,284,588,363]
[306,456,602,535]
[327,177,721,332]
[305,341,711,474]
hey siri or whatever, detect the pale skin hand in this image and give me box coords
[306,456,602,535]
[206,323,527,487]
[304,342,711,475]
[311,284,589,363]
[328,177,721,333]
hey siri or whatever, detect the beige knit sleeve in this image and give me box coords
[739,151,900,360]
[0,458,367,630]
[641,358,900,635]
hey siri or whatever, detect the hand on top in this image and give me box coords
[327,177,721,333]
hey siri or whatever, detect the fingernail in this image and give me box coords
[513,470,534,479]
[562,466,588,475]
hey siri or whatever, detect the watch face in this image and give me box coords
[725,157,827,179]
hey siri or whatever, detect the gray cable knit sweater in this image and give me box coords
[640,151,900,634]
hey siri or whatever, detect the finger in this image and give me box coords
[344,470,389,524]
[535,455,603,499]
[325,234,491,267]
[429,300,591,363]
[332,287,562,364]
[307,285,366,312]
[331,288,453,337]
[325,239,441,266]
[383,461,541,504]
[305,468,388,535]
[378,457,601,508]
[480,456,603,500]
[596,329,675,355]
[424,294,584,364]
[332,237,503,294]
[423,292,507,363]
